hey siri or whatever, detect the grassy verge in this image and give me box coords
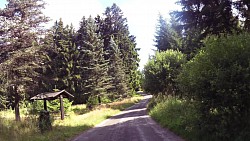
[0,96,143,141]
[148,96,200,141]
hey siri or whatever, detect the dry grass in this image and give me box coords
[0,96,143,141]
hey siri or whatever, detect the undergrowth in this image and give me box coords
[149,96,200,141]
[0,96,142,141]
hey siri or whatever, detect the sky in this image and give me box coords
[0,0,180,70]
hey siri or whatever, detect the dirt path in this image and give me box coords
[72,95,184,141]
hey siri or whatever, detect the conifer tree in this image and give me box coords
[42,19,79,95]
[0,0,49,121]
[107,38,128,99]
[77,16,109,105]
[99,3,140,94]
[154,15,181,51]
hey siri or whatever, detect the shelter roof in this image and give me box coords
[30,90,74,100]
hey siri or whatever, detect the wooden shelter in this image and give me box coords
[30,90,74,120]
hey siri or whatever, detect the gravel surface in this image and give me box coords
[71,95,185,141]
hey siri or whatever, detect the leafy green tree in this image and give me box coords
[177,33,250,140]
[143,50,186,96]
[0,0,49,121]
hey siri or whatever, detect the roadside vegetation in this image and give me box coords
[144,1,250,140]
[0,96,142,141]
[145,33,250,141]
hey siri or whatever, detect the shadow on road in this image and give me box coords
[72,94,184,141]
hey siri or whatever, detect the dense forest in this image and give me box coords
[144,0,250,141]
[0,0,140,121]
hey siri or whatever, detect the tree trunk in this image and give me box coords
[98,96,101,104]
[15,102,21,121]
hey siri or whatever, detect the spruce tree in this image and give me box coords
[154,14,181,51]
[107,37,128,99]
[77,16,109,105]
[42,19,79,95]
[0,0,49,121]
[99,3,140,95]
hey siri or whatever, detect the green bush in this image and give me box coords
[147,94,166,110]
[48,99,72,113]
[177,33,250,140]
[29,99,72,114]
[149,97,199,140]
[143,50,186,96]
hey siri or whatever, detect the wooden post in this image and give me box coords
[44,99,47,111]
[15,102,21,121]
[60,95,64,120]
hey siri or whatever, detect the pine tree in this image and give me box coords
[107,37,128,99]
[0,0,49,121]
[77,16,109,105]
[99,3,140,95]
[173,0,239,39]
[154,15,181,51]
[42,19,79,95]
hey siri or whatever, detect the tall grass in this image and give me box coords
[0,96,142,141]
[149,96,200,141]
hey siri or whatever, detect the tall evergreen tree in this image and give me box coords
[154,14,181,51]
[107,37,128,99]
[173,0,239,40]
[99,3,140,94]
[41,19,79,96]
[77,16,109,105]
[0,0,49,121]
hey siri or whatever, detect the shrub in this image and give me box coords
[147,94,166,110]
[177,33,250,140]
[29,99,72,114]
[48,99,72,113]
[149,97,199,140]
[143,50,186,96]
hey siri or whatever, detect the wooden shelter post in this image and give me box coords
[44,99,47,111]
[60,95,64,120]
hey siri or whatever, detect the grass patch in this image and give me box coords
[0,96,143,141]
[149,96,200,141]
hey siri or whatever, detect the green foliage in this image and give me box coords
[48,99,72,113]
[0,2,139,116]
[149,96,200,141]
[76,16,110,105]
[29,99,72,114]
[177,33,250,140]
[0,0,49,121]
[173,0,239,40]
[146,94,165,110]
[38,110,52,133]
[143,50,186,95]
[100,3,140,95]
[41,19,79,95]
[107,38,128,98]
[154,14,182,51]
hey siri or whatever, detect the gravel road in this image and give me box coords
[72,94,184,141]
